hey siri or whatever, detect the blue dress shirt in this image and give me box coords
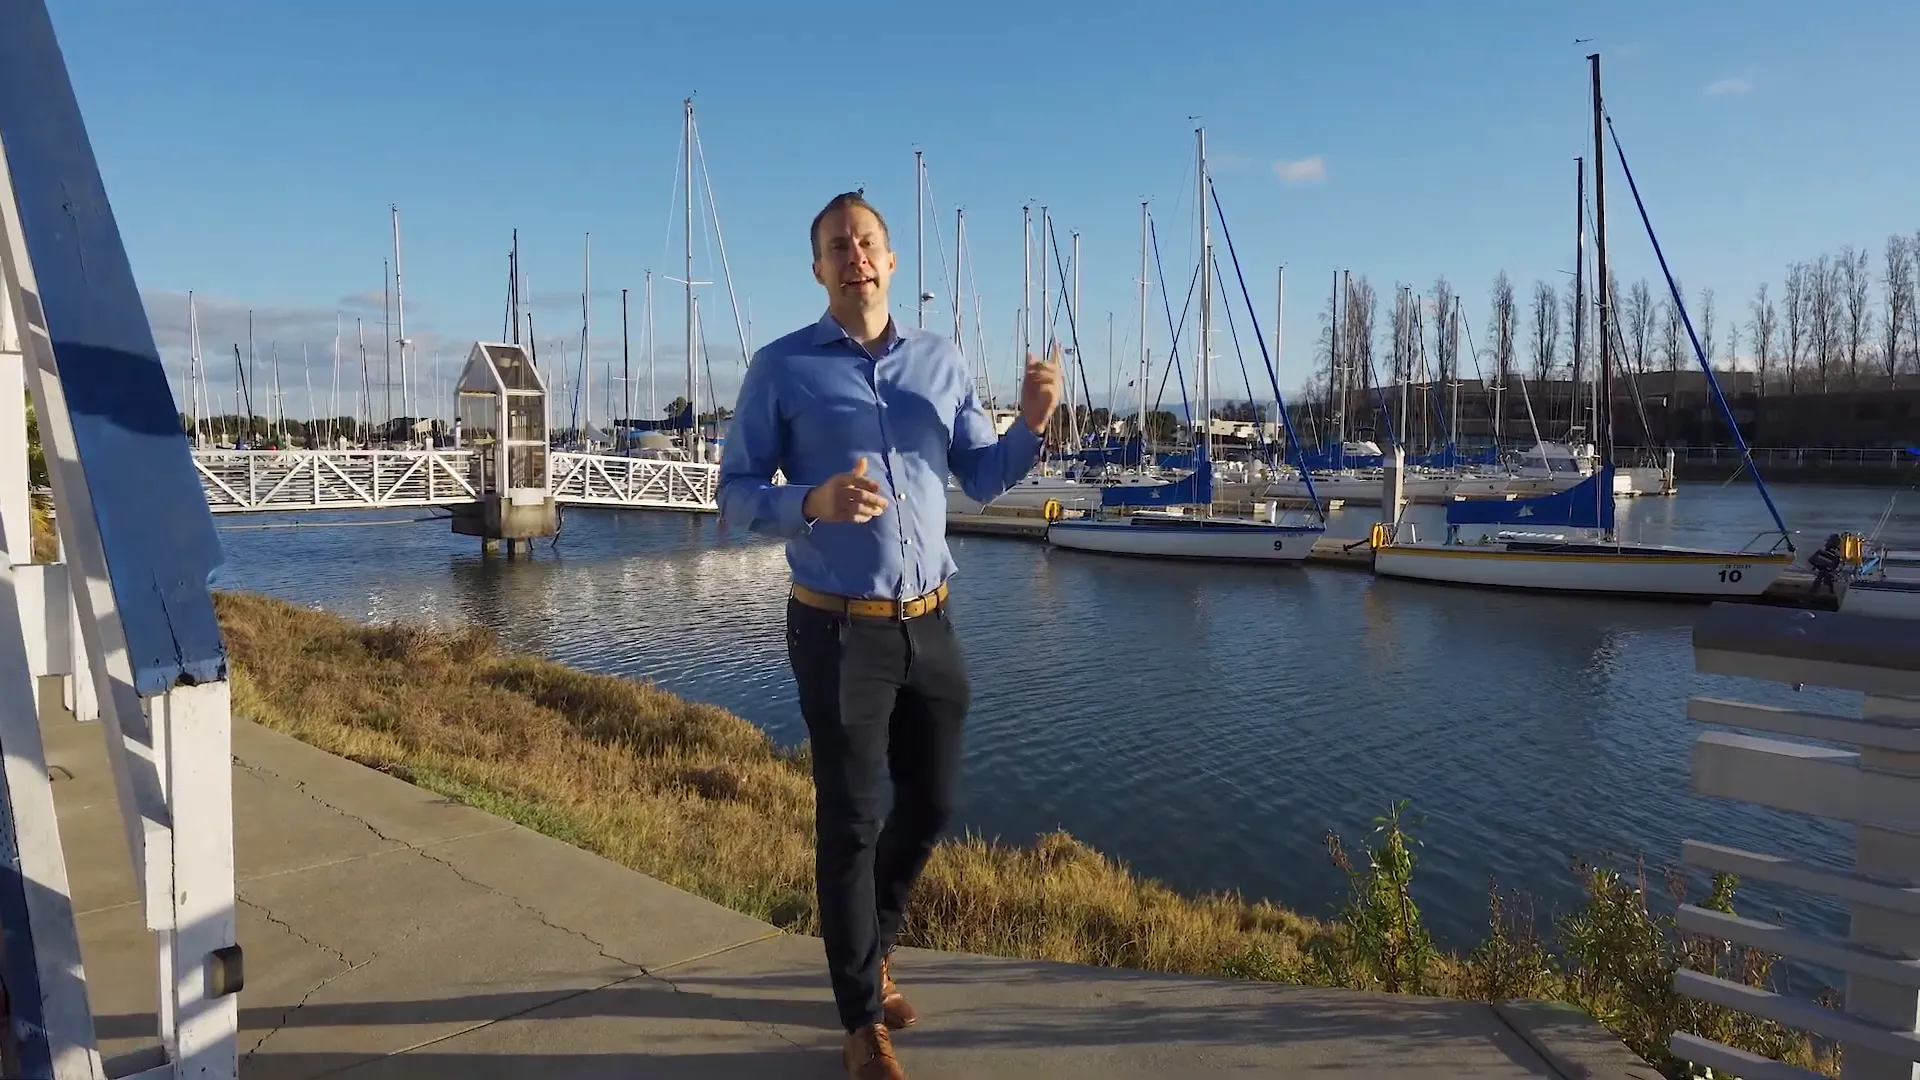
[718,312,1044,600]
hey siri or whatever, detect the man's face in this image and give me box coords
[812,205,895,307]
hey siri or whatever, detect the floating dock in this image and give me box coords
[946,507,1840,608]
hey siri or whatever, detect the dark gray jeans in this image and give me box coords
[785,597,968,1032]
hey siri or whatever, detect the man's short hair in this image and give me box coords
[810,190,890,260]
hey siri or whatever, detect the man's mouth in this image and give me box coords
[843,277,875,290]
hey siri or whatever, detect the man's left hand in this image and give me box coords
[1020,343,1064,434]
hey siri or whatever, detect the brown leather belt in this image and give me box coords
[791,581,949,620]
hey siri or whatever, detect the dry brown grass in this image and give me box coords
[29,496,56,563]
[216,590,1325,973]
[215,590,1836,1078]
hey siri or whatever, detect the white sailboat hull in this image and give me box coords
[1374,541,1794,599]
[1047,516,1324,562]
[948,474,1170,514]
[1843,560,1920,619]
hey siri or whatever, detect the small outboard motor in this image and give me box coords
[1808,533,1844,595]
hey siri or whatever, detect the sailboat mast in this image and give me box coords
[952,207,965,348]
[1572,156,1589,442]
[382,258,391,443]
[1071,229,1081,446]
[1136,201,1149,451]
[1449,296,1461,453]
[510,228,521,344]
[1397,286,1411,448]
[683,96,697,454]
[1589,53,1612,468]
[1040,206,1051,360]
[645,270,657,421]
[621,287,631,452]
[1021,205,1031,361]
[915,149,925,330]
[330,314,341,447]
[392,205,409,437]
[1196,127,1212,506]
[1275,265,1287,457]
[582,232,593,444]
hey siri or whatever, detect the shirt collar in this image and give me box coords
[812,310,902,354]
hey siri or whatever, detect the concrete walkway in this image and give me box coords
[50,710,1658,1079]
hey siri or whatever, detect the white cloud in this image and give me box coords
[1705,76,1753,96]
[1272,156,1327,184]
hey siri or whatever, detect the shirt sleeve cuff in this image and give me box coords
[778,483,814,537]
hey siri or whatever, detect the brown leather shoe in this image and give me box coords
[843,1022,907,1079]
[880,954,918,1029]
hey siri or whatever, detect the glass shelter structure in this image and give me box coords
[450,341,558,553]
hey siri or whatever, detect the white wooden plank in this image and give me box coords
[1676,968,1920,1062]
[0,133,107,1080]
[1682,840,1920,915]
[1677,904,1920,987]
[14,563,72,677]
[159,682,238,1073]
[1693,731,1920,828]
[1669,1033,1828,1080]
[1690,696,1920,753]
[1697,645,1920,698]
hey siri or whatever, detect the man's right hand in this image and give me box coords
[802,457,890,524]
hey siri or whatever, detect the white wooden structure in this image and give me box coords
[194,448,481,513]
[1,5,241,1076]
[188,447,720,515]
[454,341,550,499]
[1675,604,1920,1080]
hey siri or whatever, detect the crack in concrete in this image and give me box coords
[244,952,377,1060]
[234,757,644,972]
[238,895,352,967]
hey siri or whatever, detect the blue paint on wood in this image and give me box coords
[0,1,227,694]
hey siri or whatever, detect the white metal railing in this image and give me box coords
[1681,446,1916,469]
[547,451,718,510]
[192,448,721,513]
[1674,604,1920,1080]
[193,449,480,512]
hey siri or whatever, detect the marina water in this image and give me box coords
[213,481,1917,959]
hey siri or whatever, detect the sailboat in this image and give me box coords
[1373,53,1794,600]
[1046,126,1327,563]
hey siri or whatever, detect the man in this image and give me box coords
[717,190,1061,1079]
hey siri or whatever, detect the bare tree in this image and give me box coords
[1623,279,1655,378]
[1912,230,1920,376]
[1782,262,1805,393]
[1488,272,1515,439]
[1836,245,1872,388]
[1529,280,1560,386]
[1559,276,1589,395]
[1698,288,1716,370]
[1659,284,1686,377]
[1748,282,1777,394]
[1809,253,1842,391]
[1429,277,1456,384]
[1345,275,1379,406]
[1886,235,1913,386]
[1389,286,1415,389]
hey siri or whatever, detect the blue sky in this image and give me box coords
[40,0,1919,424]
